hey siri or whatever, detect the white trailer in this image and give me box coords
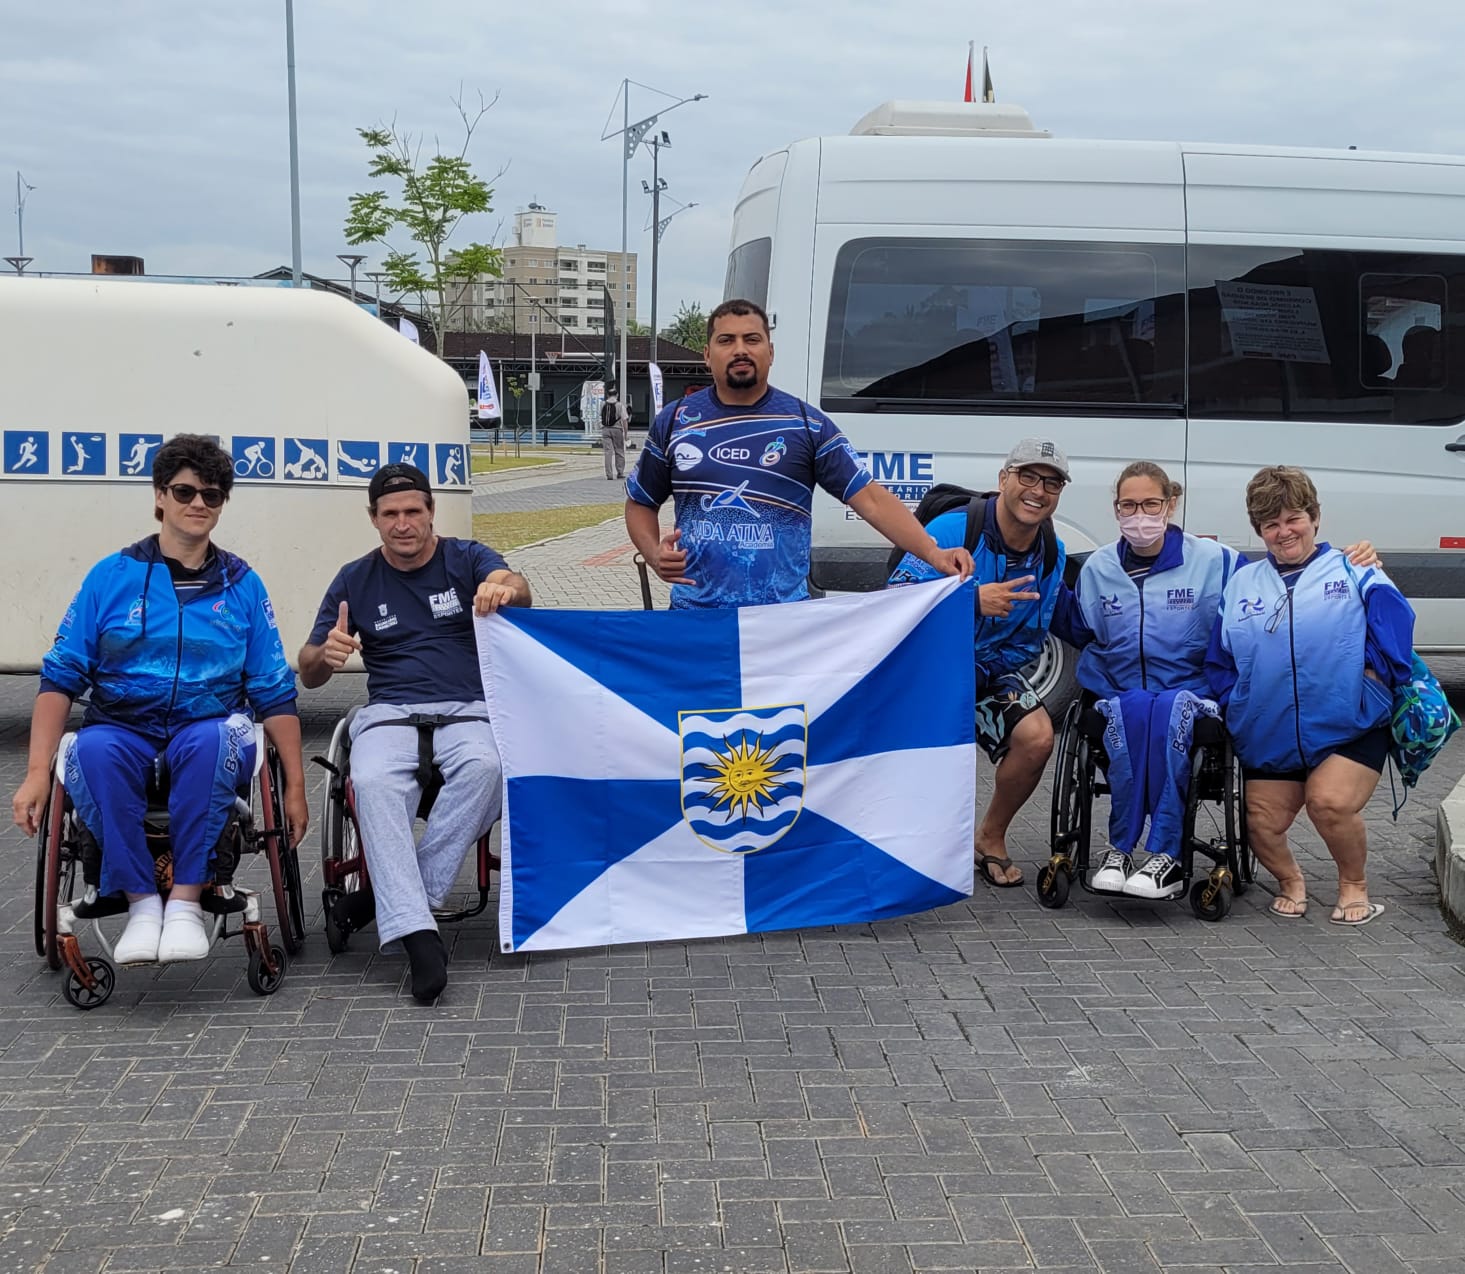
[0,277,471,671]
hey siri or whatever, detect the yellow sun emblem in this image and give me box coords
[706,733,782,822]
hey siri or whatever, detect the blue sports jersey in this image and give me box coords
[889,501,1065,692]
[309,537,510,705]
[626,385,872,608]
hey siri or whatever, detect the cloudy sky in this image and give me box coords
[5,0,1463,326]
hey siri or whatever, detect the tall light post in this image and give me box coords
[5,256,32,276]
[644,197,698,361]
[364,269,386,314]
[604,80,705,423]
[15,172,35,258]
[284,0,303,286]
[337,254,366,304]
[640,129,670,363]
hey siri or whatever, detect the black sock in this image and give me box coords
[401,929,447,1003]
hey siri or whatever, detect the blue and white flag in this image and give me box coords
[477,350,500,420]
[478,577,976,952]
[648,361,664,416]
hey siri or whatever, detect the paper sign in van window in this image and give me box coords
[1216,281,1330,364]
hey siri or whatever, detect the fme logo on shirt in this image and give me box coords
[1166,588,1196,610]
[429,588,463,619]
[1324,580,1350,601]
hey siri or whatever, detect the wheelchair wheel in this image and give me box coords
[1036,857,1072,909]
[1190,875,1233,923]
[259,747,306,955]
[63,956,115,1010]
[1221,744,1255,894]
[321,744,369,950]
[1048,702,1091,863]
[247,944,288,995]
[35,775,75,972]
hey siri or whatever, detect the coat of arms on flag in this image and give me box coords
[478,576,977,952]
[680,705,806,852]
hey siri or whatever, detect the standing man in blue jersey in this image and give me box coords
[625,299,973,607]
[299,463,530,1004]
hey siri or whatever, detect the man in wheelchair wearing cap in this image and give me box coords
[298,463,529,1003]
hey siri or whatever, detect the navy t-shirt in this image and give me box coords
[626,384,872,608]
[309,537,510,705]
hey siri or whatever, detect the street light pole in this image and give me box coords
[4,256,32,277]
[285,0,303,286]
[15,172,35,259]
[337,254,366,304]
[364,270,385,314]
[605,81,705,425]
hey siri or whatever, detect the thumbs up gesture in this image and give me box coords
[322,600,362,671]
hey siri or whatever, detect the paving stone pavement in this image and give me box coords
[1,517,1464,1274]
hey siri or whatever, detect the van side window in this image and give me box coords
[724,239,772,310]
[820,238,1185,412]
[1188,247,1463,425]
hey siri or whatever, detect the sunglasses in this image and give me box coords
[163,483,227,509]
[1012,468,1067,495]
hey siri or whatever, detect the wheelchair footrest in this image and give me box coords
[201,888,250,916]
[73,892,129,921]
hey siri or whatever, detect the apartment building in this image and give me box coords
[452,204,637,334]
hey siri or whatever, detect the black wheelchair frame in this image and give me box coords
[1038,698,1255,921]
[314,709,499,953]
[33,729,307,1009]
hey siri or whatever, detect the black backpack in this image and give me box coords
[885,482,1059,580]
[601,400,618,429]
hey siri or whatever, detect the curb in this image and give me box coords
[505,514,625,555]
[1437,769,1465,925]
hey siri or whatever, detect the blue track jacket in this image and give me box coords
[1068,527,1243,697]
[890,500,1065,693]
[1205,545,1415,772]
[40,536,298,742]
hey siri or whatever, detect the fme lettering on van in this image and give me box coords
[850,451,934,515]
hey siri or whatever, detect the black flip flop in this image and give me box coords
[977,854,1024,888]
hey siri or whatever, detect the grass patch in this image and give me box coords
[470,450,560,474]
[473,503,622,550]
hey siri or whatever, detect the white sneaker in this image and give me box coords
[114,910,163,965]
[1122,854,1185,900]
[157,904,210,962]
[1091,850,1131,891]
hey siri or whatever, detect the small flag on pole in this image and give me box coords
[982,46,995,103]
[477,350,501,420]
[963,41,975,102]
[648,362,664,416]
[399,316,420,345]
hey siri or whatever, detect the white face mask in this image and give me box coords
[1117,511,1168,550]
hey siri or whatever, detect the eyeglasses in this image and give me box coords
[1012,468,1067,495]
[163,483,226,508]
[1115,498,1167,516]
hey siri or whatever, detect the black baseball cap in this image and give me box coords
[368,462,433,504]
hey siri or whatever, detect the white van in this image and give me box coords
[725,101,1465,703]
[0,277,471,672]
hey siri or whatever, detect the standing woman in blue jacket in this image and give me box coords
[10,435,309,964]
[1206,467,1413,926]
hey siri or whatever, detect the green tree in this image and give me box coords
[344,89,504,354]
[624,317,650,337]
[661,301,708,351]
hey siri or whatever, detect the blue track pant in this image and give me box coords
[65,715,256,896]
[1096,690,1218,859]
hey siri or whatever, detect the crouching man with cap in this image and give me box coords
[890,439,1072,890]
[299,464,530,1002]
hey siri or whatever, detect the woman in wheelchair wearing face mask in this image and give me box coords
[1054,461,1376,902]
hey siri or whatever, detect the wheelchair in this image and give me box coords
[33,726,307,1010]
[314,707,500,952]
[1038,697,1255,922]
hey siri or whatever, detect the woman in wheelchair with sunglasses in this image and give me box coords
[11,434,309,966]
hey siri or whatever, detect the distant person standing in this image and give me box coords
[600,388,627,481]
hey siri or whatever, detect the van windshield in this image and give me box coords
[821,238,1185,411]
